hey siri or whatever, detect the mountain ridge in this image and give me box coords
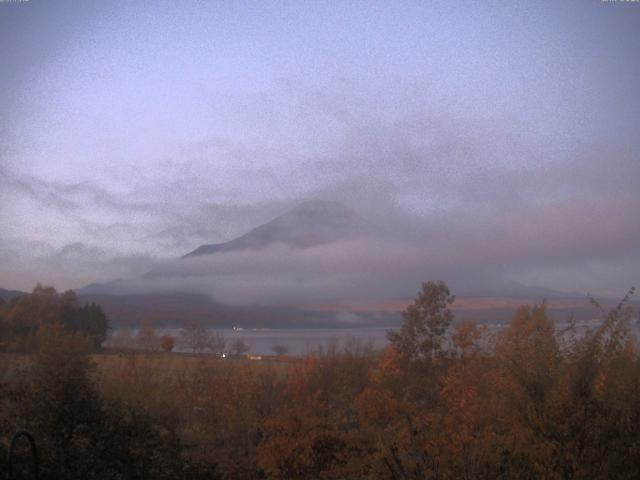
[182,200,376,258]
[0,288,28,302]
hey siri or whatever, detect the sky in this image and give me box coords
[1,0,639,300]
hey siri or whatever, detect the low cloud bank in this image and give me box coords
[2,186,639,303]
[80,194,640,305]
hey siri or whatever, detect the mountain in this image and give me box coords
[69,200,608,328]
[0,288,29,302]
[80,200,378,291]
[77,279,131,296]
[459,280,583,299]
[0,288,28,302]
[74,291,396,328]
[183,200,375,257]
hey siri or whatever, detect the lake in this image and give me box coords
[111,326,393,355]
[110,319,638,356]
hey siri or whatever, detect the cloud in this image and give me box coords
[102,193,640,305]
[0,238,159,292]
[0,166,154,214]
[1,79,638,296]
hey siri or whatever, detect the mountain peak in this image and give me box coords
[183,200,372,258]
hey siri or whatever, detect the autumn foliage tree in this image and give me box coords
[257,282,640,480]
[135,321,159,350]
[387,280,455,363]
[0,285,108,350]
[160,334,176,352]
[258,346,377,479]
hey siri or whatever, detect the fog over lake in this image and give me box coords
[110,318,640,356]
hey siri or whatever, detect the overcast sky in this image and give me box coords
[1,0,639,298]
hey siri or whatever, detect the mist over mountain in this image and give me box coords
[3,198,634,328]
[61,200,619,328]
[83,199,388,295]
[182,200,378,258]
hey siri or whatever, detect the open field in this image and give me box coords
[1,349,297,389]
[93,350,297,387]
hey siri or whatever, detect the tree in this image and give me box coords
[6,326,103,478]
[112,324,134,348]
[272,344,289,357]
[4,326,211,479]
[207,331,226,355]
[136,321,159,350]
[387,280,455,362]
[451,319,484,358]
[160,334,176,352]
[258,351,375,479]
[231,338,250,357]
[0,285,109,350]
[0,298,8,343]
[73,302,109,347]
[179,323,226,355]
[179,321,210,353]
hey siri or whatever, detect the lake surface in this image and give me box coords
[110,319,639,356]
[216,328,393,355]
[111,327,393,355]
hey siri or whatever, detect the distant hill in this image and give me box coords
[3,285,632,329]
[458,280,583,299]
[182,200,376,257]
[74,292,630,328]
[77,279,131,296]
[0,288,27,302]
[75,291,399,328]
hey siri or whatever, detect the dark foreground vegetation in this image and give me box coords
[0,285,109,350]
[1,282,639,479]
